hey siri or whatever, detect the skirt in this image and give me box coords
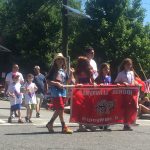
[53,97,66,110]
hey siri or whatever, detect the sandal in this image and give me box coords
[46,123,54,133]
[18,119,24,123]
[62,126,73,134]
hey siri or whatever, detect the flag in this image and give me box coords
[135,77,145,92]
[70,85,139,125]
[28,92,34,98]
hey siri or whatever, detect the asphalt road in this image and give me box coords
[1,100,150,150]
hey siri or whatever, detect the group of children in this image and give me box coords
[7,73,37,123]
[6,52,144,134]
[45,52,141,134]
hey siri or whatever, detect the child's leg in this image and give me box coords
[26,105,30,118]
[18,109,21,120]
[17,109,23,123]
[8,110,13,123]
[9,109,13,118]
[58,109,73,133]
[139,104,150,114]
[58,109,65,127]
[46,110,59,132]
[29,109,33,120]
[48,110,59,125]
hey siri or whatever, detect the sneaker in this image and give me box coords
[103,126,111,131]
[28,119,33,123]
[8,117,12,123]
[62,126,73,134]
[99,126,104,130]
[86,125,97,132]
[11,114,15,118]
[123,125,133,131]
[18,119,24,123]
[36,112,40,118]
[77,125,88,132]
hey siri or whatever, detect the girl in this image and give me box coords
[75,56,96,132]
[95,63,111,131]
[115,58,136,131]
[24,74,38,123]
[95,63,111,85]
[46,53,74,134]
[7,74,23,123]
[75,56,94,84]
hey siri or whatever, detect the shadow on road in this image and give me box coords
[0,108,9,110]
[5,131,61,135]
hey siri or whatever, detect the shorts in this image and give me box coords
[53,97,66,110]
[26,104,35,110]
[11,104,21,111]
[36,94,44,105]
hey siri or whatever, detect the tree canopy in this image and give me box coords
[0,0,150,79]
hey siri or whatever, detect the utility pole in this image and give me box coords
[62,0,68,57]
[62,0,70,75]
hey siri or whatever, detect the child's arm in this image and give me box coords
[34,84,38,92]
[7,92,15,98]
[48,80,64,89]
[67,68,76,84]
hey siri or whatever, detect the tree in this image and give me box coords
[70,0,150,79]
[0,0,81,73]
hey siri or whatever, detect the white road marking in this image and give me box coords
[0,118,150,127]
[0,119,6,123]
[0,118,78,126]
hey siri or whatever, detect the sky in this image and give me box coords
[81,0,150,24]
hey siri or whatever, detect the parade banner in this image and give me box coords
[70,85,139,125]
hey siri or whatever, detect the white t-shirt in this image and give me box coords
[90,59,97,71]
[5,72,24,85]
[90,59,98,79]
[7,82,23,106]
[115,70,135,84]
[24,82,37,104]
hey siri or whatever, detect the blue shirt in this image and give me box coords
[34,73,46,94]
[95,75,111,84]
[47,69,68,98]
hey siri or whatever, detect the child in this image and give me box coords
[75,56,96,132]
[95,63,111,85]
[24,74,38,123]
[75,56,94,84]
[115,58,136,131]
[95,63,111,131]
[46,53,74,134]
[7,74,23,123]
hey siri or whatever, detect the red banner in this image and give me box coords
[70,85,139,125]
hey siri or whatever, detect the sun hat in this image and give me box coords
[54,53,65,61]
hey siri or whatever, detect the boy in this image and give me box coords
[7,74,23,123]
